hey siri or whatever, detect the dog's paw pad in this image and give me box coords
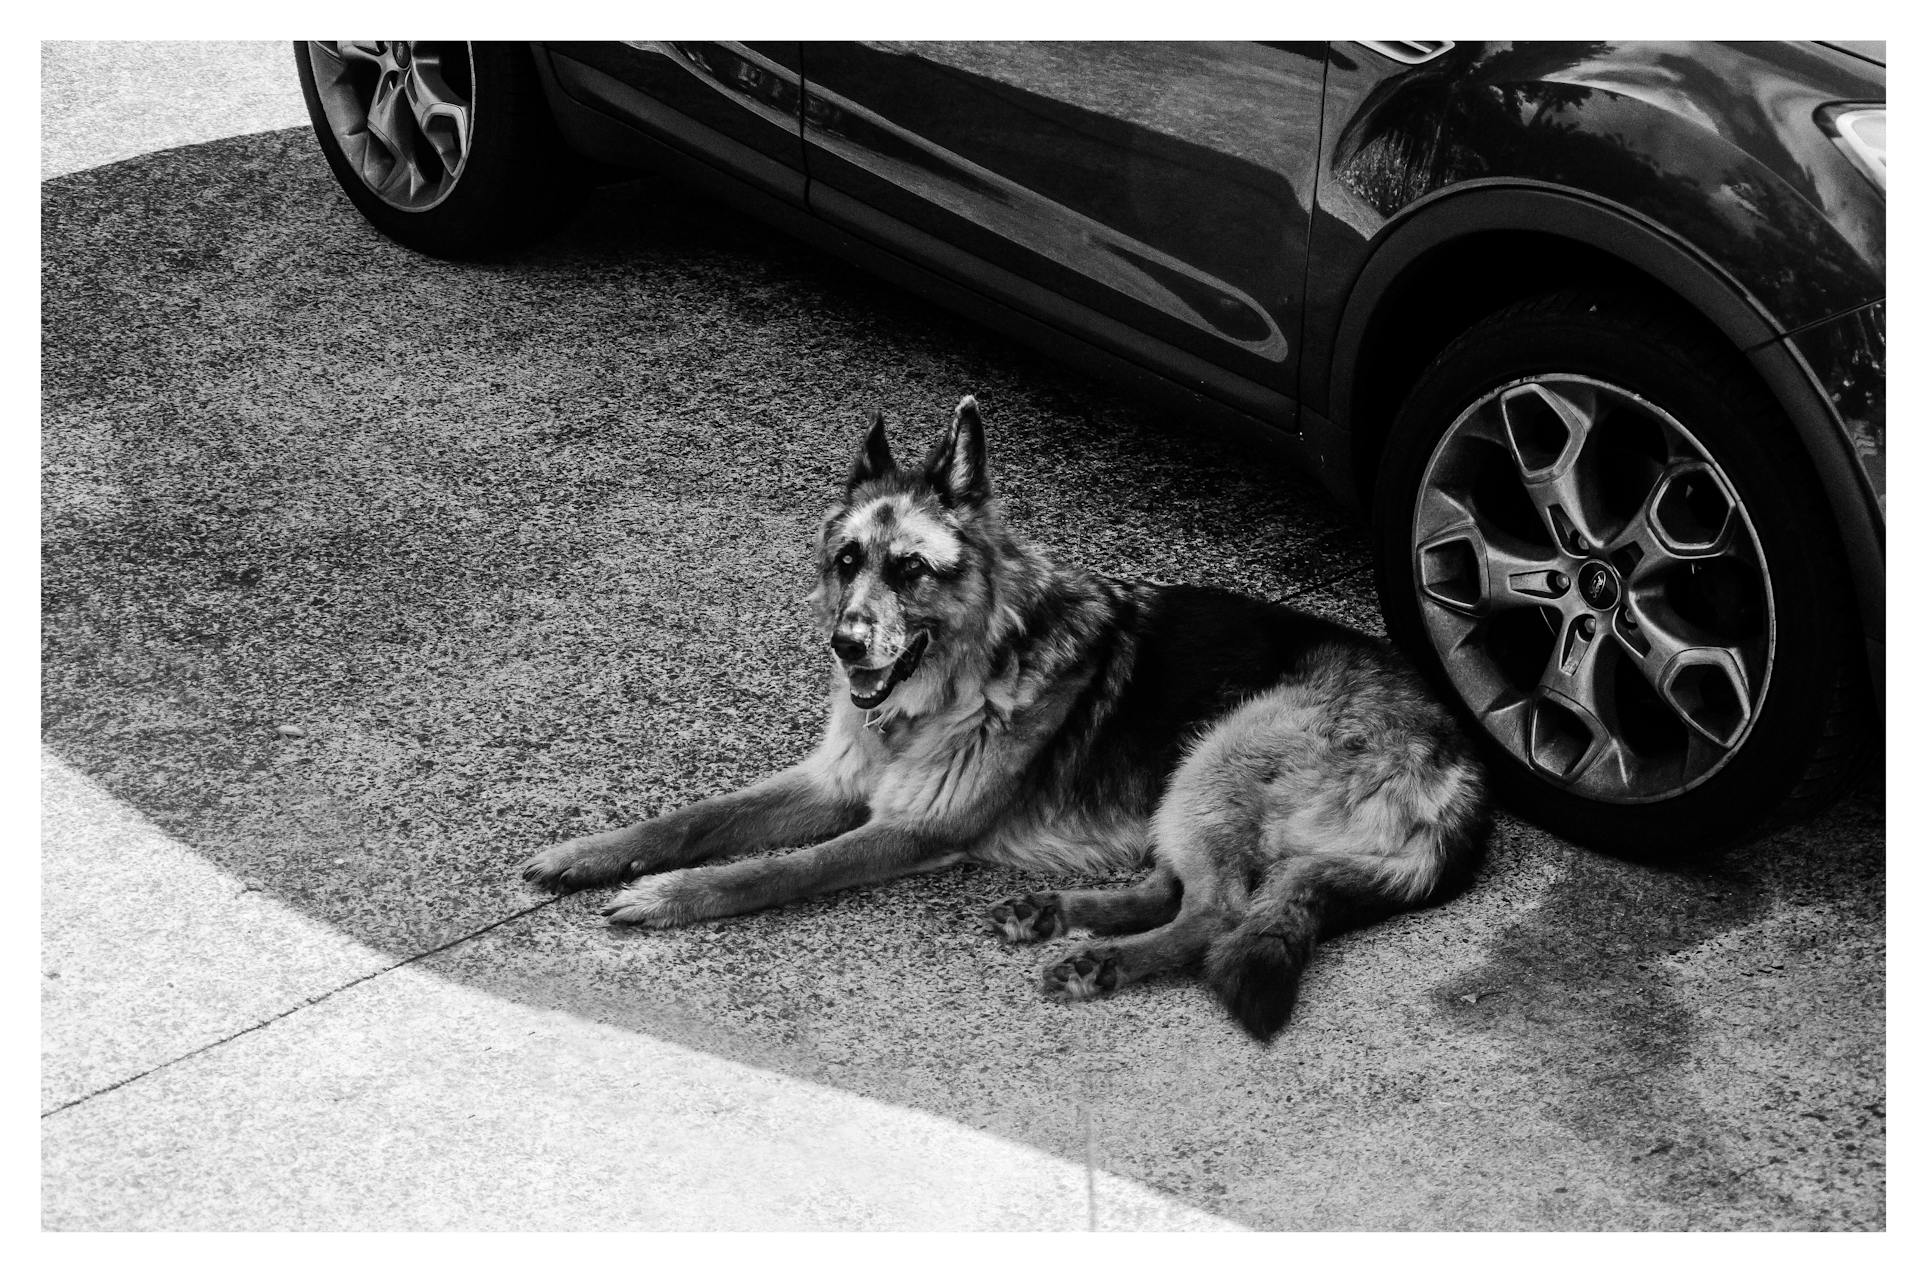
[985,893,1063,944]
[1041,947,1122,1001]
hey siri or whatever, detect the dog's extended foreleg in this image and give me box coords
[600,822,960,927]
[521,763,866,892]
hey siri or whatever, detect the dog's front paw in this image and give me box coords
[521,828,653,893]
[985,893,1064,944]
[522,839,602,893]
[1041,945,1122,1002]
[600,872,700,928]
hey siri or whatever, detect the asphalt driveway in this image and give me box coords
[40,55,1886,1230]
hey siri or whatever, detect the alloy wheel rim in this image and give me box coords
[308,41,474,212]
[1412,375,1776,804]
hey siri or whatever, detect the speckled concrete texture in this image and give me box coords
[40,129,1369,962]
[42,105,1883,1227]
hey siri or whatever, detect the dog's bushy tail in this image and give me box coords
[1203,855,1413,1044]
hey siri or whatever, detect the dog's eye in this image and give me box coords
[835,548,859,574]
[898,554,927,580]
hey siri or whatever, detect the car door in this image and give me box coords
[543,41,807,202]
[797,41,1327,428]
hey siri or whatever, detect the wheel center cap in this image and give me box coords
[1578,561,1620,610]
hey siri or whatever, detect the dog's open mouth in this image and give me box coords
[845,630,932,710]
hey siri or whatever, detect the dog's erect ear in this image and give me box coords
[846,409,896,493]
[924,395,990,508]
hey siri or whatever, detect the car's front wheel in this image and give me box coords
[294,41,581,257]
[1375,290,1872,856]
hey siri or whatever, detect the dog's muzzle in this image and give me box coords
[841,630,932,710]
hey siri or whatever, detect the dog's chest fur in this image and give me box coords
[826,653,1077,827]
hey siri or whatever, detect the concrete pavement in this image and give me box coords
[43,750,1231,1230]
[41,41,311,180]
[40,42,1885,1230]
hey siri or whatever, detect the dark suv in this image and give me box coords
[296,40,1885,854]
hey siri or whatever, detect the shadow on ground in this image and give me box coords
[41,130,1884,1229]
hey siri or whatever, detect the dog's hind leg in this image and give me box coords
[1038,728,1262,1001]
[985,867,1181,944]
[521,763,866,893]
[1038,896,1234,1002]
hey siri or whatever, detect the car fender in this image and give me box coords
[1322,180,1882,654]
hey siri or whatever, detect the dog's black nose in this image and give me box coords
[831,633,867,663]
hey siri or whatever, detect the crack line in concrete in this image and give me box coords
[40,896,563,1120]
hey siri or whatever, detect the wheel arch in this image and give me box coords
[1331,183,1882,650]
[1333,184,1782,499]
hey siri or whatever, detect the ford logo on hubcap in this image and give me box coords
[1578,561,1620,610]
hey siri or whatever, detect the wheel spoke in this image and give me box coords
[1537,618,1607,722]
[1579,729,1650,798]
[1607,459,1741,575]
[313,40,385,69]
[1498,381,1606,553]
[1481,695,1530,756]
[1522,623,1666,795]
[1518,622,1625,786]
[1611,488,1676,574]
[365,69,407,153]
[1415,518,1567,617]
[1616,603,1755,750]
[365,71,433,201]
[404,52,472,175]
[1424,603,1482,660]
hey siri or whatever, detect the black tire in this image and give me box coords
[294,41,582,258]
[1374,290,1872,857]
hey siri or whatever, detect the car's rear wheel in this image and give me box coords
[1375,290,1872,856]
[294,40,580,257]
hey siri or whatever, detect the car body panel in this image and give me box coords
[544,41,806,203]
[1787,299,1886,508]
[1776,297,1887,691]
[1307,41,1883,413]
[1820,40,1886,66]
[799,41,1326,411]
[535,47,1308,461]
[530,38,1884,659]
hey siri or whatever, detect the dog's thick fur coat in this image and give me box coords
[523,396,1489,1039]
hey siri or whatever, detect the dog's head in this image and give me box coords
[811,395,997,711]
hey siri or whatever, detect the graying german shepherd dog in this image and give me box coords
[524,395,1489,1040]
